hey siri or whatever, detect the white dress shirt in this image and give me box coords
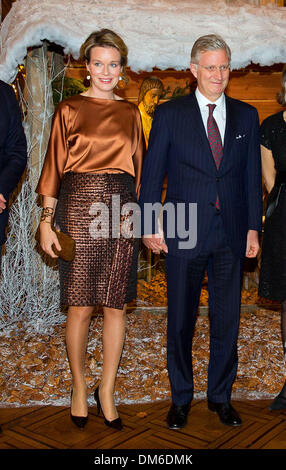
[195,88,226,144]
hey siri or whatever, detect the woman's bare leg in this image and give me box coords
[66,305,94,417]
[98,304,127,421]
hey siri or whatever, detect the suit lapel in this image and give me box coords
[189,93,208,142]
[220,95,236,171]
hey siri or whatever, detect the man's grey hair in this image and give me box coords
[191,34,231,64]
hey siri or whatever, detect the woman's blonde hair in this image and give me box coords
[80,29,128,82]
[277,65,286,107]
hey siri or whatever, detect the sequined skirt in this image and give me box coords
[55,172,139,309]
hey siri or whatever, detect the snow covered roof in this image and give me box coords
[0,0,285,83]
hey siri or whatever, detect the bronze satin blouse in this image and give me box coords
[36,94,144,198]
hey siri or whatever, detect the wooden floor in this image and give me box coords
[0,399,285,451]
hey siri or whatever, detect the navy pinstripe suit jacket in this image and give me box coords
[139,92,262,259]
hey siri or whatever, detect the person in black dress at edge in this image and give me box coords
[259,64,286,411]
[0,81,27,434]
[35,29,144,430]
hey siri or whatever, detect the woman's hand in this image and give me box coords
[39,222,62,258]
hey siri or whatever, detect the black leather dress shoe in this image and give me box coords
[166,403,191,430]
[269,393,286,410]
[208,400,242,427]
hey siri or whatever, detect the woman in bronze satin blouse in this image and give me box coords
[36,29,144,430]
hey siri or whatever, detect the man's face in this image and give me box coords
[190,49,230,102]
[143,88,162,116]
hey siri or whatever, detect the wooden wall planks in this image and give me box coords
[65,63,285,122]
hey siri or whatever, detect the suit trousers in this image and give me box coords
[165,213,244,405]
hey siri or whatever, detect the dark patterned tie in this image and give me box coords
[207,104,222,209]
[207,104,223,168]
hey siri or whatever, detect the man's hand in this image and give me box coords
[0,194,6,214]
[142,233,168,254]
[245,230,259,258]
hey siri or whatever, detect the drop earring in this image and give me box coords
[117,74,125,89]
[84,74,91,88]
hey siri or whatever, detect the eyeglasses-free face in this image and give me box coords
[86,46,122,99]
[190,49,230,102]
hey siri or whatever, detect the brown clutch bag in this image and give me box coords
[35,225,76,261]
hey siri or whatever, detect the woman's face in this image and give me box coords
[86,46,122,98]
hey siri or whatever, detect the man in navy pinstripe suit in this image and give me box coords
[139,35,262,428]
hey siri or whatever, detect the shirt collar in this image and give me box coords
[195,87,225,111]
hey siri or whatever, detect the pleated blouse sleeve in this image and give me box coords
[36,101,69,199]
[132,106,145,198]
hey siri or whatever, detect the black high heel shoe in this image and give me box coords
[70,389,88,429]
[94,386,123,430]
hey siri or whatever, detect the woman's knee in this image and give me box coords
[68,305,94,321]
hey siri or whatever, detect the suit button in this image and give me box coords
[216,177,220,182]
[209,202,215,207]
